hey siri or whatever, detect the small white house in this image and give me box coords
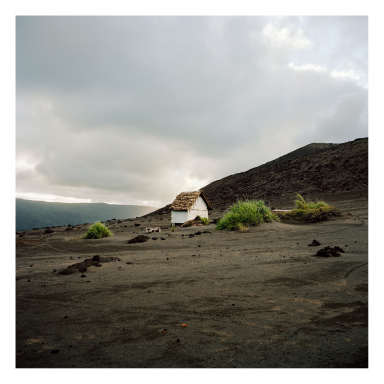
[170,190,212,225]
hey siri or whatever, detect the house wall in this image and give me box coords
[188,195,208,221]
[171,210,188,224]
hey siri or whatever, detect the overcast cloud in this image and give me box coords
[16,16,368,207]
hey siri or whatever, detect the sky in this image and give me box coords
[16,16,368,208]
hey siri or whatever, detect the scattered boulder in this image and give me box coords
[134,223,140,227]
[57,256,120,275]
[152,237,158,240]
[314,246,345,257]
[308,239,321,246]
[127,235,149,244]
[44,229,54,234]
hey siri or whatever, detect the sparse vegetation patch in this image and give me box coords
[294,194,329,210]
[277,194,342,223]
[216,200,278,230]
[82,222,113,239]
[197,216,209,225]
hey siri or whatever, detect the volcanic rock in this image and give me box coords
[315,246,345,258]
[57,256,120,275]
[128,235,149,244]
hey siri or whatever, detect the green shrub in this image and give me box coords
[294,194,329,210]
[197,216,209,225]
[83,222,113,239]
[216,200,278,230]
[278,206,342,223]
[277,194,342,223]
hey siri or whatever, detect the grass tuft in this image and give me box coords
[294,194,329,210]
[197,216,209,225]
[278,194,342,223]
[82,222,113,239]
[216,200,278,230]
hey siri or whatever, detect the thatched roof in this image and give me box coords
[170,190,212,211]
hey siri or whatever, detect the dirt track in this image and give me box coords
[16,190,368,368]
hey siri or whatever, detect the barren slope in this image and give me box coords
[146,138,367,216]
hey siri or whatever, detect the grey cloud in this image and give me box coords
[294,91,368,146]
[291,16,368,85]
[16,16,368,206]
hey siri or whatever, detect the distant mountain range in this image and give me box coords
[16,199,157,231]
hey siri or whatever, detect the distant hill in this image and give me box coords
[16,199,157,231]
[145,138,368,216]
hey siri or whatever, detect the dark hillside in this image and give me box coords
[201,138,367,208]
[146,138,367,215]
[256,142,339,170]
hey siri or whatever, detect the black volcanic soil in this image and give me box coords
[16,188,368,368]
[201,138,367,209]
[15,138,368,368]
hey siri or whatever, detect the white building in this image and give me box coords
[170,190,212,225]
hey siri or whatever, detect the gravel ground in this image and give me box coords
[15,193,368,369]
